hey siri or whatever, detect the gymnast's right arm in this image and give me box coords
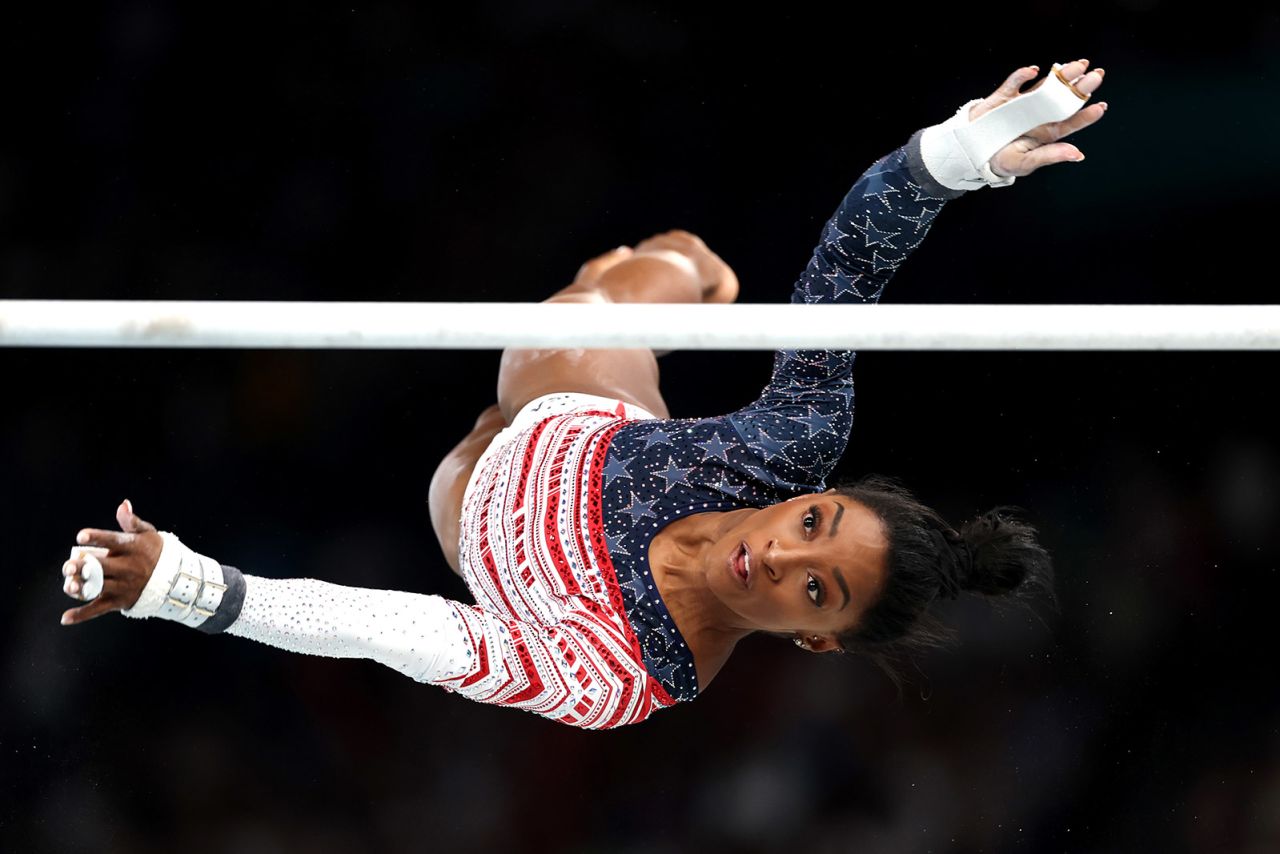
[60,502,656,729]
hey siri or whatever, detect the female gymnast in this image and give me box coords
[59,60,1106,729]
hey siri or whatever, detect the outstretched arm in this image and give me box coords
[780,58,1108,317]
[726,59,1109,490]
[61,501,664,730]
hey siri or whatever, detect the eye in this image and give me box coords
[803,506,821,534]
[806,573,823,605]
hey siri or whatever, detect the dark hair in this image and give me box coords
[831,473,1057,694]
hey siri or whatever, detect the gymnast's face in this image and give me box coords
[707,491,888,650]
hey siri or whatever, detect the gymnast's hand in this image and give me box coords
[60,499,162,626]
[973,59,1108,178]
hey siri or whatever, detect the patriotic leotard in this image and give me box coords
[211,128,967,729]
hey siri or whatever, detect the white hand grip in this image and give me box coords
[920,62,1091,191]
[67,546,108,600]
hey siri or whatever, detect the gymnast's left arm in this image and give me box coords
[722,60,1108,489]
[784,59,1110,315]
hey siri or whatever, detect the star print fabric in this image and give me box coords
[213,129,960,729]
[601,129,956,703]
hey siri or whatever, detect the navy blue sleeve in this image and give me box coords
[725,129,963,490]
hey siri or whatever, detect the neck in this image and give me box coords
[649,508,757,682]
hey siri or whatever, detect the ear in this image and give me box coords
[809,635,843,654]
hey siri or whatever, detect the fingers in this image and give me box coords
[1026,141,1089,173]
[116,499,133,531]
[1055,100,1109,140]
[1027,91,1109,146]
[63,556,86,598]
[62,557,84,596]
[116,498,157,534]
[75,528,137,552]
[974,63,1070,121]
[63,552,112,599]
[1014,60,1105,99]
[63,565,105,600]
[61,500,153,625]
[1059,58,1090,83]
[1054,59,1106,103]
[61,595,116,626]
[1016,60,1109,145]
[1002,65,1041,97]
[1073,66,1105,97]
[81,494,157,550]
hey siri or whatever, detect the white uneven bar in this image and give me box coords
[2,300,1279,350]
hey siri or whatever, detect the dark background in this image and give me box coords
[3,2,1278,852]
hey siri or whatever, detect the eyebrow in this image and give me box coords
[833,567,850,610]
[828,501,845,538]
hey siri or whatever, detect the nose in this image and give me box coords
[763,538,805,581]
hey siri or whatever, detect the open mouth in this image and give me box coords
[730,542,751,587]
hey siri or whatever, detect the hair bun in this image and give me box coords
[956,506,1050,597]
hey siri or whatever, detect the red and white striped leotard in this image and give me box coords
[198,128,962,729]
[219,393,684,730]
[450,392,675,728]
